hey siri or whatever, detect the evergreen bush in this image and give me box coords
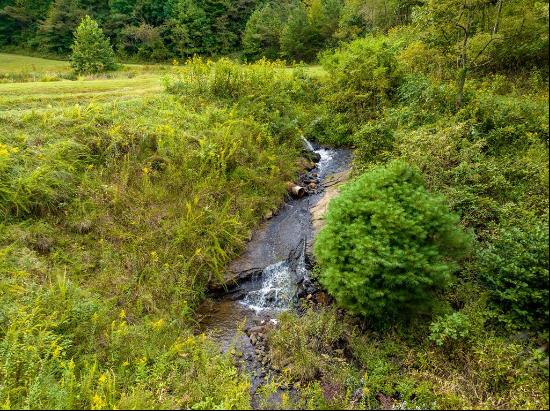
[70,16,117,74]
[315,161,471,321]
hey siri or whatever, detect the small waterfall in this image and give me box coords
[240,243,307,313]
[301,136,315,151]
[315,148,333,176]
[302,136,335,177]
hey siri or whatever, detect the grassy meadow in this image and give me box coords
[0,53,317,408]
[0,53,70,74]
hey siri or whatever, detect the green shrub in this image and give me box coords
[429,312,472,346]
[70,16,117,74]
[320,35,403,122]
[461,92,549,153]
[315,161,471,321]
[476,220,549,333]
[351,121,395,165]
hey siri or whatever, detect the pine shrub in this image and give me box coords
[315,161,471,321]
[70,16,117,74]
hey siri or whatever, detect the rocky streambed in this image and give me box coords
[196,140,351,403]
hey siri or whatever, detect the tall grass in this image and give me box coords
[0,58,318,408]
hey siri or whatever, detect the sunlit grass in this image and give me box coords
[0,74,163,111]
[0,52,70,73]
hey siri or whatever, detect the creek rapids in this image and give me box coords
[197,140,351,399]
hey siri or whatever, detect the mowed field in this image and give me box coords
[0,53,326,113]
[0,52,71,73]
[0,53,167,112]
[0,75,164,111]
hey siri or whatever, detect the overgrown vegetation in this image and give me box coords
[267,0,549,409]
[0,59,317,408]
[264,305,548,409]
[0,0,548,409]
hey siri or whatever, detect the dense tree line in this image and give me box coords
[0,0,262,60]
[2,0,547,65]
[0,0,439,62]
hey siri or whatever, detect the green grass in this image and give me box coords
[0,53,178,112]
[0,53,70,73]
[0,75,163,111]
[0,52,176,84]
[1,50,547,410]
[0,56,315,409]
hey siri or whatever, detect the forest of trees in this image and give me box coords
[2,0,547,65]
[0,0,259,60]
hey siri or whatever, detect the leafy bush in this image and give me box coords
[70,16,117,74]
[320,35,403,122]
[477,221,549,333]
[351,121,395,165]
[429,312,472,346]
[315,161,471,321]
[461,92,549,153]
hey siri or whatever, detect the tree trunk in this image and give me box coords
[456,67,467,108]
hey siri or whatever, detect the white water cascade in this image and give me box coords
[239,138,334,312]
[240,237,308,313]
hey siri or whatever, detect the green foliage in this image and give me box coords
[165,57,322,142]
[279,3,315,62]
[429,312,472,347]
[266,305,549,410]
[264,307,364,409]
[71,15,117,74]
[351,121,395,164]
[242,2,288,60]
[0,139,92,218]
[268,307,351,382]
[118,23,169,62]
[0,56,322,408]
[415,0,549,75]
[315,161,471,321]
[476,221,549,333]
[38,0,85,55]
[0,271,250,409]
[1,0,549,407]
[320,35,402,127]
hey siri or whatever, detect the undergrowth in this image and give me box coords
[0,58,318,408]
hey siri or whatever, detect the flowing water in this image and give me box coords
[196,139,351,400]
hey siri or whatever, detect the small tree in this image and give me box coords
[71,15,117,74]
[315,161,471,322]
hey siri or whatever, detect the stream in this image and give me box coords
[197,139,351,402]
